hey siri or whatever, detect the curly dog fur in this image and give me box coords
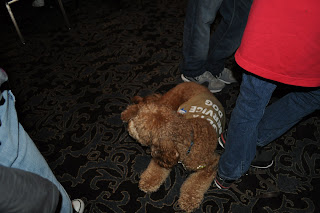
[121,82,223,212]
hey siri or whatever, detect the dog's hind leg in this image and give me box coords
[158,82,210,110]
[139,159,171,193]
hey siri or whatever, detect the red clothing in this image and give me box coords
[235,0,320,87]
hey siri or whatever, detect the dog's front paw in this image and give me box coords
[138,160,171,193]
[178,169,216,212]
[178,191,203,213]
[139,177,162,193]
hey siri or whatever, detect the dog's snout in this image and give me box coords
[127,120,139,139]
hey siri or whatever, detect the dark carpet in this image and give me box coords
[0,0,319,212]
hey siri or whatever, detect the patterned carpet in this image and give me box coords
[1,0,319,212]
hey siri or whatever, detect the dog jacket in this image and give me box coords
[178,93,225,135]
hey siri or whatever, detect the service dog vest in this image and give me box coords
[177,93,225,135]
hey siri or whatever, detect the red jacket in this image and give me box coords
[235,0,320,87]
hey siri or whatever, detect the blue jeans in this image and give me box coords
[218,73,320,180]
[0,90,72,213]
[180,0,253,77]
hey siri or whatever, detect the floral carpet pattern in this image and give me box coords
[0,0,319,212]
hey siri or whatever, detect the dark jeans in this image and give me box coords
[180,0,253,77]
[218,72,320,180]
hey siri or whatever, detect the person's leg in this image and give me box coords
[256,88,320,147]
[217,73,277,181]
[0,90,72,213]
[206,0,253,76]
[0,165,60,213]
[180,0,223,77]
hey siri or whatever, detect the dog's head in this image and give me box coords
[121,103,181,168]
[121,94,162,126]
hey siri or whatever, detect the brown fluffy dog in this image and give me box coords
[121,82,224,212]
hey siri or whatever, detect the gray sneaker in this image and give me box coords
[181,71,225,93]
[32,0,45,7]
[216,68,237,84]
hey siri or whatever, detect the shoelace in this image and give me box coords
[215,73,222,79]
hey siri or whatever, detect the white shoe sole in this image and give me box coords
[250,160,274,169]
[218,78,234,84]
[72,199,85,213]
[218,137,225,148]
[181,74,191,82]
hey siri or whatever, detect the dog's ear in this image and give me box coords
[131,96,144,104]
[151,139,180,169]
[121,104,139,122]
[122,94,163,122]
[131,94,162,104]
